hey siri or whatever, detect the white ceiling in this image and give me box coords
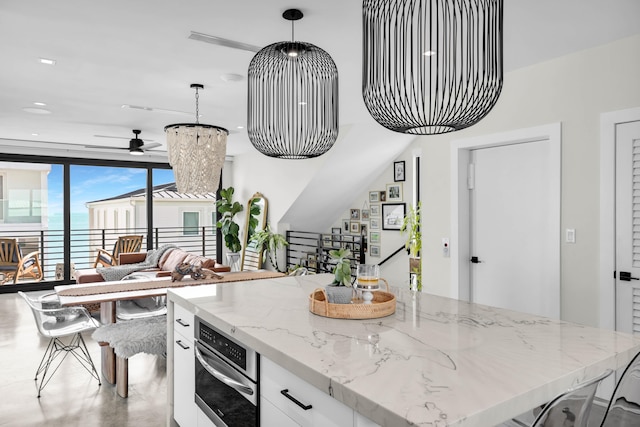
[1,0,639,160]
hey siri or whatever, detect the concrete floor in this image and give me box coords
[0,291,166,427]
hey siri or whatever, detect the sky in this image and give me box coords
[47,165,175,216]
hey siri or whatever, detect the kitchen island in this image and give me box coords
[166,273,640,426]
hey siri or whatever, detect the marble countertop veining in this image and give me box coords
[168,273,640,427]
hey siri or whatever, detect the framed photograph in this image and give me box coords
[322,234,332,247]
[379,191,387,202]
[369,191,380,203]
[370,204,380,217]
[331,227,341,235]
[382,203,406,230]
[370,231,381,243]
[342,219,350,233]
[350,221,360,234]
[350,209,360,220]
[360,223,368,236]
[394,160,406,182]
[361,209,370,221]
[386,183,403,202]
[370,218,380,230]
[370,245,381,257]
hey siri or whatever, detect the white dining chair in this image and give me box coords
[512,369,613,427]
[19,291,101,397]
[600,351,640,427]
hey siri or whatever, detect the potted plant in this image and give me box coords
[401,202,422,291]
[325,247,354,304]
[215,187,243,270]
[250,224,289,273]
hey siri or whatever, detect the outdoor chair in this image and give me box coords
[92,235,143,268]
[0,238,43,285]
[18,291,101,397]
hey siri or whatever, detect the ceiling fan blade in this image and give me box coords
[141,142,162,150]
[189,31,261,53]
[84,144,127,150]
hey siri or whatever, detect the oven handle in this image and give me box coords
[195,343,254,396]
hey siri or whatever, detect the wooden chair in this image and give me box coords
[0,238,44,285]
[92,235,143,268]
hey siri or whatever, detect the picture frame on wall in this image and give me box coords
[394,160,405,182]
[370,245,380,257]
[370,231,381,243]
[379,191,387,202]
[370,218,380,230]
[370,204,380,217]
[331,227,341,235]
[350,209,360,220]
[350,221,360,234]
[360,223,368,236]
[361,209,370,221]
[386,183,403,202]
[322,234,332,247]
[342,219,350,233]
[382,203,406,230]
[369,191,380,203]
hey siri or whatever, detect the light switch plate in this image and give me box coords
[566,228,576,243]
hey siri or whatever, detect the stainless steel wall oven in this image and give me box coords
[194,316,259,426]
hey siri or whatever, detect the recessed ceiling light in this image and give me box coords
[39,58,56,65]
[22,107,51,114]
[236,126,244,129]
[33,102,47,106]
[220,73,243,82]
[31,133,39,136]
[423,50,436,57]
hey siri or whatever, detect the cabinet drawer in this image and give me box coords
[261,357,352,426]
[173,302,194,339]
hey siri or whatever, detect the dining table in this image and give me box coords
[54,270,285,387]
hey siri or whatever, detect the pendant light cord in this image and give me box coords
[194,86,200,124]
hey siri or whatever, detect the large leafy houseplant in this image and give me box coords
[250,225,289,273]
[215,187,243,253]
[401,202,422,291]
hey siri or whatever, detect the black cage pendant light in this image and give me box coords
[248,9,339,159]
[362,0,504,135]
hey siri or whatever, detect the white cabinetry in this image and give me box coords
[261,356,363,427]
[173,302,196,427]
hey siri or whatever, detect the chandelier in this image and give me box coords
[165,84,228,194]
[362,0,504,135]
[247,9,339,159]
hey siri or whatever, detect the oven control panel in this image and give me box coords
[198,320,247,371]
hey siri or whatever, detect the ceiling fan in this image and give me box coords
[85,130,162,155]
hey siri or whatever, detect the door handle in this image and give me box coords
[470,256,483,264]
[620,271,639,281]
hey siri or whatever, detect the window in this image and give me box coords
[183,212,199,236]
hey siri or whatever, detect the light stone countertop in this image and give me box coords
[167,273,640,427]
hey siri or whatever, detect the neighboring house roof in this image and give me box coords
[86,182,216,204]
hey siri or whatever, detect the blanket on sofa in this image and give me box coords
[97,244,178,282]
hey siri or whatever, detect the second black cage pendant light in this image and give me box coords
[248,9,339,159]
[362,0,504,135]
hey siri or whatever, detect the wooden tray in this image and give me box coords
[309,278,396,319]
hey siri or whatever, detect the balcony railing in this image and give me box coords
[2,226,218,282]
[286,230,366,276]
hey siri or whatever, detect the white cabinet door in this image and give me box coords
[354,412,381,427]
[197,407,217,427]
[173,302,196,427]
[261,357,353,426]
[260,396,300,427]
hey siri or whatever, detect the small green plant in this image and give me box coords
[329,247,353,286]
[246,198,262,242]
[215,187,243,253]
[250,225,289,273]
[400,202,421,257]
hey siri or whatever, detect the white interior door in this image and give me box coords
[470,140,560,318]
[615,120,640,334]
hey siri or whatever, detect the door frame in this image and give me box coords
[599,107,640,330]
[450,123,562,302]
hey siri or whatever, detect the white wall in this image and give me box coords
[419,34,640,326]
